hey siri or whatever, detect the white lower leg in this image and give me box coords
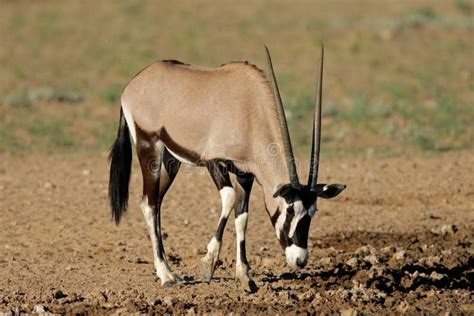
[202,187,236,278]
[205,187,235,258]
[235,212,250,279]
[141,198,176,285]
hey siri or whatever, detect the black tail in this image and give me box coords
[108,109,132,224]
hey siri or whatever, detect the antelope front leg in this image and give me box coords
[234,174,257,293]
[201,186,236,281]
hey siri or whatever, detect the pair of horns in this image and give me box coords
[265,45,324,192]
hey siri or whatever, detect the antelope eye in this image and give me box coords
[287,204,295,215]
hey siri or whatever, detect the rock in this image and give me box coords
[53,290,67,299]
[309,293,322,307]
[397,300,410,313]
[346,257,359,268]
[418,255,441,267]
[393,250,406,261]
[163,296,174,306]
[326,247,339,255]
[430,271,445,281]
[297,291,314,302]
[363,254,379,265]
[340,308,357,316]
[355,245,375,256]
[81,169,91,176]
[380,245,396,255]
[44,182,56,189]
[431,224,457,236]
[33,305,46,313]
[317,257,332,267]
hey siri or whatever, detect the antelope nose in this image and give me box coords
[285,245,309,269]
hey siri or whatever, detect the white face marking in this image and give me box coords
[166,147,195,165]
[285,244,308,269]
[275,203,286,239]
[121,100,137,144]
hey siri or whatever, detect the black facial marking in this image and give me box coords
[277,208,294,249]
[292,215,311,248]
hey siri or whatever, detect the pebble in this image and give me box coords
[44,182,56,189]
[393,250,406,261]
[340,308,357,316]
[429,271,445,281]
[431,224,457,236]
[355,245,375,256]
[380,245,396,255]
[317,257,332,267]
[33,305,45,313]
[81,169,91,176]
[346,257,359,268]
[53,290,67,299]
[163,296,174,306]
[363,254,379,265]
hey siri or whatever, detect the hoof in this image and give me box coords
[201,258,215,283]
[162,279,177,288]
[161,274,181,288]
[239,277,258,294]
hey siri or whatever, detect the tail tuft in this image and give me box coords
[108,109,132,224]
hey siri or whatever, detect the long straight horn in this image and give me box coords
[264,46,300,188]
[308,44,324,191]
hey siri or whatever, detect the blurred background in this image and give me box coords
[0,0,473,157]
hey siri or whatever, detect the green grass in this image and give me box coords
[0,1,473,157]
[28,119,75,149]
[3,86,83,107]
[285,89,473,157]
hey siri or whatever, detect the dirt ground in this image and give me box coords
[0,150,472,314]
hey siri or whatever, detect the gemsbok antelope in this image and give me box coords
[108,45,346,292]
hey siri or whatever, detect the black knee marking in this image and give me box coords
[215,217,228,242]
[235,174,254,217]
[207,161,232,190]
[208,160,233,243]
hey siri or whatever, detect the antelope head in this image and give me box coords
[265,45,346,269]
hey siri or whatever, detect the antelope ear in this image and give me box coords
[316,183,346,199]
[273,183,294,198]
